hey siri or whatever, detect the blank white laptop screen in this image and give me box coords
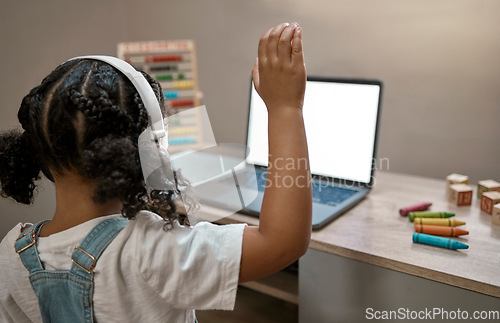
[246,78,381,185]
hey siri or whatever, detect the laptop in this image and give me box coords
[175,77,382,229]
[241,77,383,229]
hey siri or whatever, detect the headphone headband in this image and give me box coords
[68,55,166,139]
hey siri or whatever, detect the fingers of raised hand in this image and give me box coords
[266,23,290,63]
[291,25,304,66]
[278,23,297,63]
[258,27,273,64]
[252,57,260,92]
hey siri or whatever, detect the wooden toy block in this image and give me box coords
[449,184,473,206]
[446,173,468,200]
[477,179,500,199]
[481,191,500,214]
[492,204,500,225]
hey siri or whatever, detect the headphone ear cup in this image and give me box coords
[138,128,175,191]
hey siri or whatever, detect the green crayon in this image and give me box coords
[408,211,455,222]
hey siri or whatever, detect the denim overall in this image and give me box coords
[14,218,129,323]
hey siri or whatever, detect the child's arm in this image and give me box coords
[239,22,312,283]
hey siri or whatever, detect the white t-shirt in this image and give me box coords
[0,211,246,322]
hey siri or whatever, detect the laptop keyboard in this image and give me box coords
[249,170,357,207]
[312,184,357,206]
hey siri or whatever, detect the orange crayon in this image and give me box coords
[414,224,469,237]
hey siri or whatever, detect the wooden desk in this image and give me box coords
[200,171,500,320]
[308,171,500,298]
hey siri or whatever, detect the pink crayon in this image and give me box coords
[399,202,432,217]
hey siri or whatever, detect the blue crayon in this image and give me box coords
[412,233,469,250]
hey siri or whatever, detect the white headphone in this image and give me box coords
[69,55,166,141]
[67,55,175,190]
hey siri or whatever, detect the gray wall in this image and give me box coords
[1,0,499,238]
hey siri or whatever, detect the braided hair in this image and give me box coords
[0,58,191,225]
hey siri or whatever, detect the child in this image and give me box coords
[0,22,311,322]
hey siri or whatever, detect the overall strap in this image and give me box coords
[15,221,50,274]
[71,218,129,277]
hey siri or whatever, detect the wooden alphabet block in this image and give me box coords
[492,204,500,225]
[481,191,500,214]
[446,173,468,200]
[477,179,500,199]
[449,184,473,206]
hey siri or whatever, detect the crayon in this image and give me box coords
[413,218,466,227]
[399,202,432,217]
[412,233,469,250]
[408,211,455,222]
[414,224,469,237]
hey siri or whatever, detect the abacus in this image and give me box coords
[118,40,204,152]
